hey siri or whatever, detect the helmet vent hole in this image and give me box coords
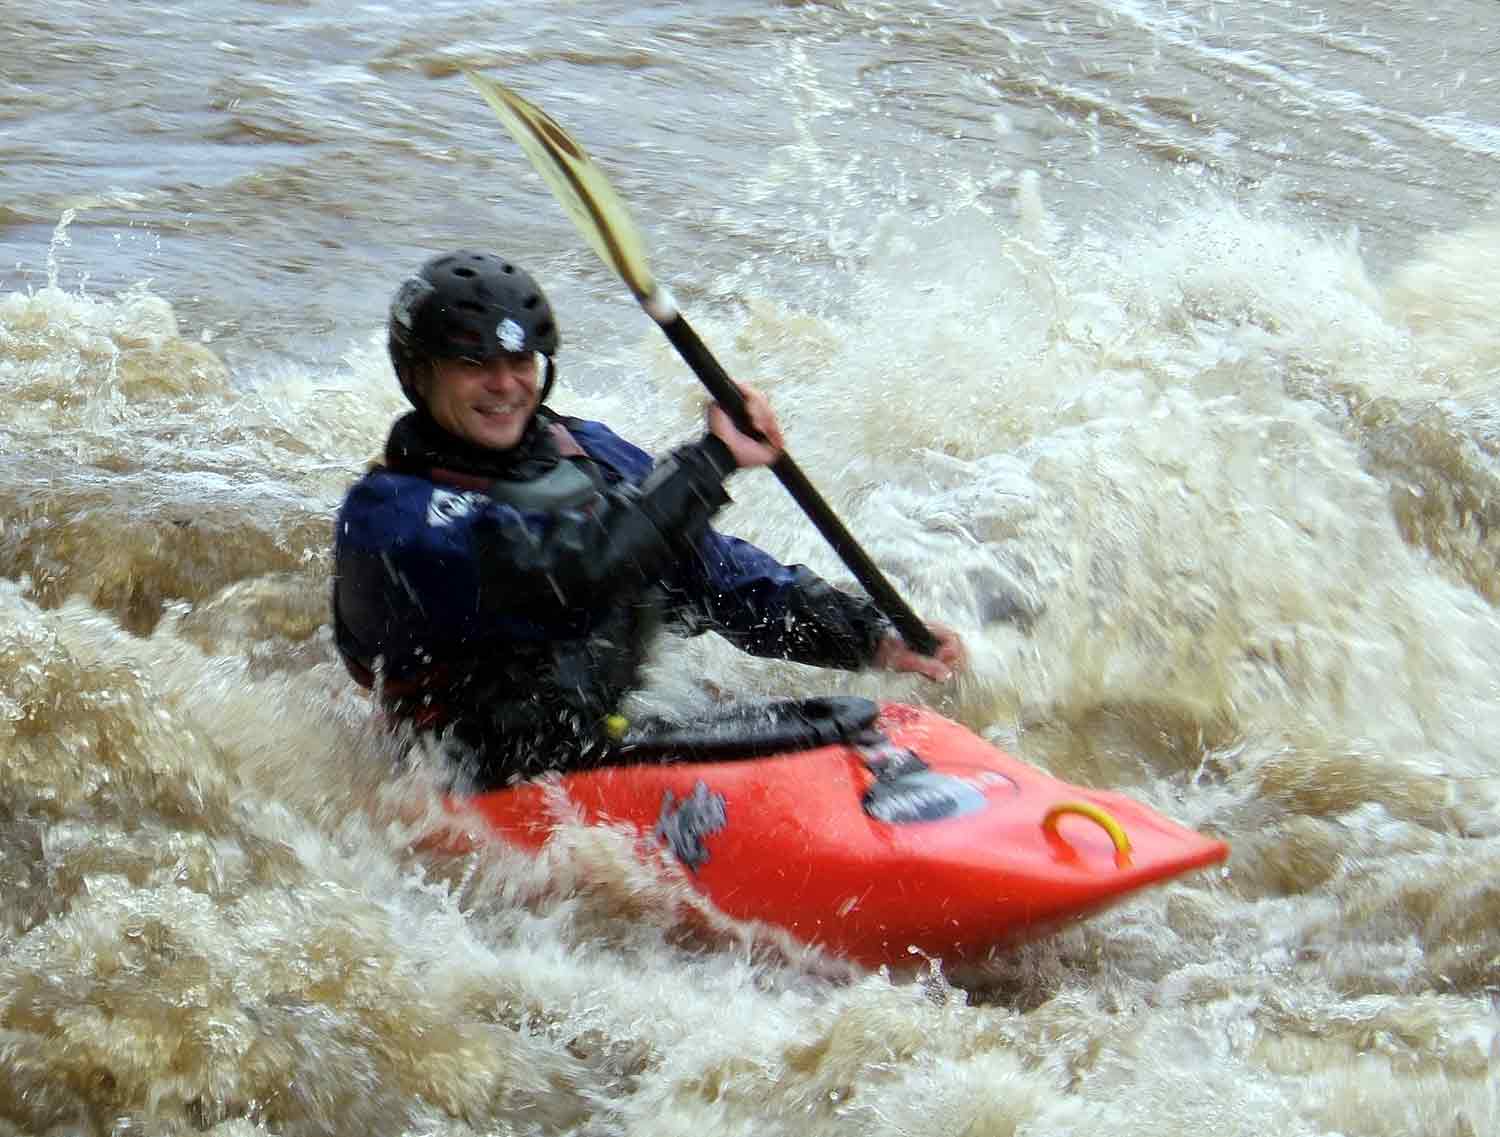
[453,266,477,278]
[502,263,515,273]
[523,296,539,309]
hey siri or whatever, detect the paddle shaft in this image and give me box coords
[655,310,939,657]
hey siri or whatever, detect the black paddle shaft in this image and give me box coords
[656,310,940,658]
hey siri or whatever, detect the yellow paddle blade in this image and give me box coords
[465,70,657,302]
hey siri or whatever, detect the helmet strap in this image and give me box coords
[538,355,557,405]
[400,355,434,411]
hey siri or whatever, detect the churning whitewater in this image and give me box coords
[3,2,1499,1135]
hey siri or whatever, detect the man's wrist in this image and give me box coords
[699,433,738,477]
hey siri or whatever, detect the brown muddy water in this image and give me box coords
[3,2,1499,1134]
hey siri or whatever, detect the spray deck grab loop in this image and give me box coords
[1042,801,1133,865]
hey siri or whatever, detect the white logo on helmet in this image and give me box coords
[496,317,526,353]
[391,276,434,330]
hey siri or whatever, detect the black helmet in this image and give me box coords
[388,250,560,407]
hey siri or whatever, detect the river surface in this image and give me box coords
[3,1,1499,1134]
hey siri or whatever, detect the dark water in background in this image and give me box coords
[3,2,1499,1134]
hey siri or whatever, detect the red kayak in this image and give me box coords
[446,698,1228,967]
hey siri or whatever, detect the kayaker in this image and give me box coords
[332,250,966,786]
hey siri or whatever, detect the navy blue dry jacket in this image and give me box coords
[332,409,890,783]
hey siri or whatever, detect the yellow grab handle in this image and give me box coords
[1042,801,1132,864]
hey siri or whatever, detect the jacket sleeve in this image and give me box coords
[470,435,737,616]
[663,528,892,671]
